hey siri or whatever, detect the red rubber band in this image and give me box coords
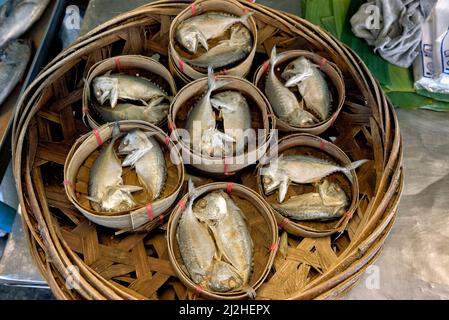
[279,217,290,229]
[168,120,176,131]
[270,243,278,252]
[93,129,103,146]
[331,112,337,124]
[114,57,122,72]
[82,106,89,114]
[224,158,230,176]
[263,61,269,74]
[319,140,327,151]
[178,199,186,209]
[346,211,354,219]
[247,0,256,3]
[243,8,251,14]
[194,285,203,295]
[164,135,171,146]
[159,214,165,224]
[63,180,73,187]
[226,182,234,194]
[178,59,185,73]
[146,204,154,221]
[191,3,197,16]
[319,57,328,69]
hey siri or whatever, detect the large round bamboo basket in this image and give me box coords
[83,55,177,128]
[166,182,278,300]
[12,0,403,300]
[63,121,184,232]
[168,74,275,176]
[256,133,362,238]
[168,0,257,82]
[253,50,345,134]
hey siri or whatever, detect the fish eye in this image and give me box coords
[263,177,272,185]
[197,198,207,208]
[96,90,102,96]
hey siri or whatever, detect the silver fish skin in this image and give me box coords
[282,56,331,121]
[185,67,231,155]
[94,98,169,124]
[265,46,318,127]
[0,0,50,48]
[211,90,252,155]
[0,39,31,106]
[207,260,243,292]
[177,180,217,285]
[118,130,166,201]
[176,11,253,53]
[194,191,253,285]
[184,24,252,69]
[272,180,349,221]
[200,128,235,158]
[262,154,368,203]
[92,74,170,108]
[88,124,142,212]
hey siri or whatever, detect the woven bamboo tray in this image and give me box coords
[12,0,403,300]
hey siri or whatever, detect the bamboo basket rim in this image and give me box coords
[82,54,178,129]
[166,182,278,300]
[168,0,258,81]
[63,120,185,231]
[253,49,346,134]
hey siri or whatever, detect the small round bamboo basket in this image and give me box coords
[168,0,257,83]
[64,121,184,232]
[168,74,275,176]
[166,182,278,300]
[256,133,362,238]
[12,0,403,300]
[253,50,345,135]
[82,55,177,128]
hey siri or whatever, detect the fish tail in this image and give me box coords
[207,66,230,93]
[111,121,121,143]
[187,179,200,204]
[342,159,369,183]
[239,11,254,23]
[270,45,277,69]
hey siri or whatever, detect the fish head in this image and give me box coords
[282,57,313,87]
[177,25,200,54]
[118,130,149,154]
[318,180,348,207]
[92,76,119,107]
[101,187,136,212]
[193,192,227,225]
[261,160,283,195]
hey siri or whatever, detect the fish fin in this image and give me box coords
[120,185,143,193]
[278,177,289,203]
[187,179,199,202]
[196,31,209,51]
[342,159,369,183]
[122,146,152,167]
[109,85,119,108]
[144,96,165,108]
[86,196,100,203]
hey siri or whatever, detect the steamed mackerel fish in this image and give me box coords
[184,24,252,69]
[177,181,243,292]
[211,90,252,155]
[185,67,233,157]
[282,56,331,122]
[0,0,50,48]
[88,124,142,212]
[94,98,169,124]
[177,181,217,286]
[272,180,349,221]
[176,11,253,53]
[194,191,252,290]
[265,46,318,127]
[118,130,166,201]
[263,154,368,203]
[0,39,31,106]
[92,73,170,108]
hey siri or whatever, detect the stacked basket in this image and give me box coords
[12,0,403,300]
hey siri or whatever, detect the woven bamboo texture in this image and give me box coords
[12,0,403,300]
